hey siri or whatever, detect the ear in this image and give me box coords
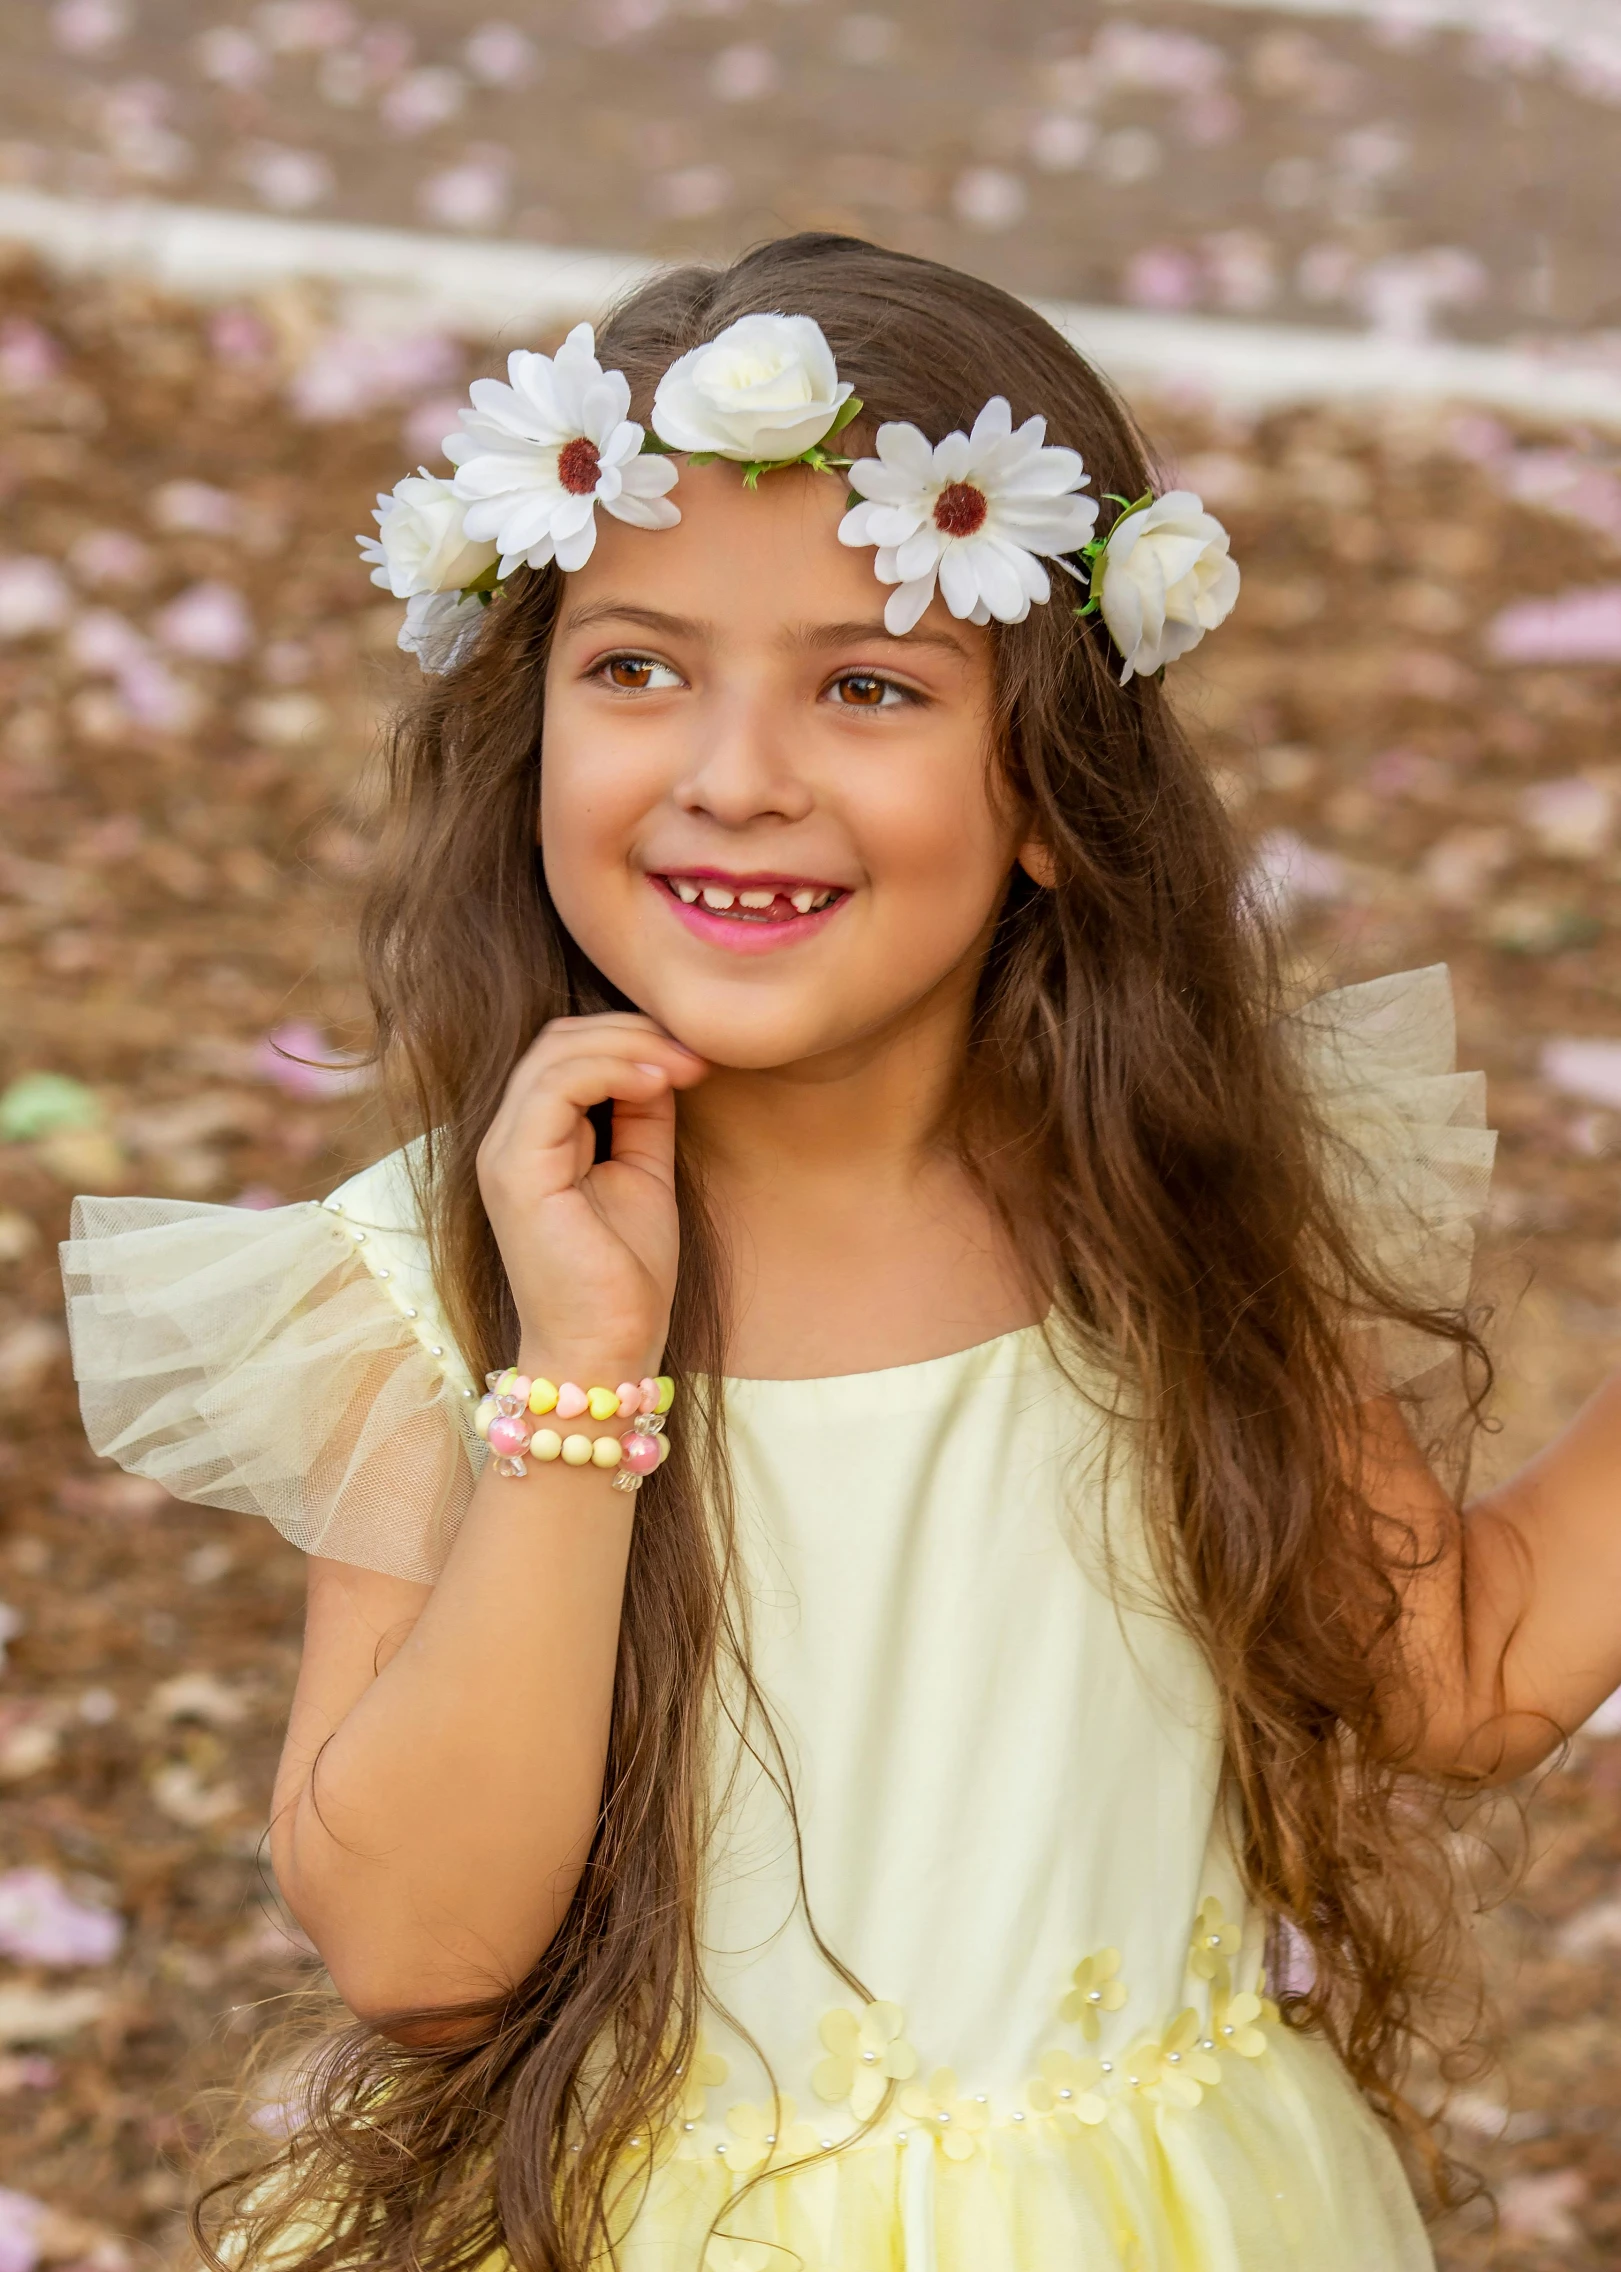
[1016,837,1057,888]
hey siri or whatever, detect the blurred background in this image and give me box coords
[0,2,1619,2267]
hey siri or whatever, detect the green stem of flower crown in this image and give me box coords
[1067,495,1152,623]
[644,400,865,491]
[460,559,504,605]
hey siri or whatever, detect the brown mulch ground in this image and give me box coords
[0,253,1619,2267]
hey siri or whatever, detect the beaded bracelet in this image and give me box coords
[474,1370,674,1490]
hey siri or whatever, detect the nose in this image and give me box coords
[673,678,815,831]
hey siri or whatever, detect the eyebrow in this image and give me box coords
[561,599,973,659]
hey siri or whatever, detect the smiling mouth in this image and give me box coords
[654,874,846,924]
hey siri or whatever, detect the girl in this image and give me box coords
[64,235,1621,2272]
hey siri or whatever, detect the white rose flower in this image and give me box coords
[398,589,487,675]
[651,312,854,464]
[839,396,1098,636]
[357,471,496,600]
[447,324,681,578]
[1093,491,1239,682]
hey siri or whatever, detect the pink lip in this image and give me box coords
[645,871,852,957]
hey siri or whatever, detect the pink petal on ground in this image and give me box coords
[1487,584,1621,665]
[1541,1037,1621,1111]
[0,1870,123,1968]
[154,581,253,663]
[0,2190,42,2272]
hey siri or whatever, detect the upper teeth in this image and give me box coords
[671,879,836,914]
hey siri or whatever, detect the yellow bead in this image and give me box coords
[654,1376,675,1414]
[586,1385,620,1421]
[495,1367,521,1397]
[531,1429,562,1462]
[474,1396,497,1440]
[656,1435,670,1464]
[591,1435,622,1469]
[560,1434,593,1467]
[528,1377,559,1416]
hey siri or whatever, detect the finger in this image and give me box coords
[536,1011,705,1061]
[512,1023,703,1102]
[600,1080,680,1186]
[493,1056,681,1186]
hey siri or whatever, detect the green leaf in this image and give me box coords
[639,432,676,455]
[825,394,864,441]
[686,451,718,467]
[461,559,502,598]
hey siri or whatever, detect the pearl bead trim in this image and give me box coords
[319,1199,476,1405]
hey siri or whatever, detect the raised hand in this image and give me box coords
[476,1012,708,1384]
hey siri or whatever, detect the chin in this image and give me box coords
[648,994,844,1072]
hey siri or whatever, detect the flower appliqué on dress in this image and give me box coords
[898,2068,991,2160]
[720,2095,821,2175]
[1211,1986,1272,2061]
[1187,1897,1244,1996]
[1059,1946,1128,2040]
[1026,2049,1108,2128]
[665,2046,728,2159]
[1120,2009,1223,2109]
[812,1998,918,2121]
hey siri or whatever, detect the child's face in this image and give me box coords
[541,460,1037,1070]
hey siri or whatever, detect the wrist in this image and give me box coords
[517,1347,662,1393]
[478,1363,672,1490]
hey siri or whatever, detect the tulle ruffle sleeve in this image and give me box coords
[61,1148,482,1583]
[1287,962,1496,1387]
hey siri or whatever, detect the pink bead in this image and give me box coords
[638,1377,660,1415]
[487,1414,531,1457]
[555,1382,588,1419]
[620,1431,662,1476]
[615,1382,641,1417]
[507,1374,531,1403]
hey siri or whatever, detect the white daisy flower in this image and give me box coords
[446,323,681,578]
[357,470,496,599]
[839,397,1099,637]
[1092,491,1239,682]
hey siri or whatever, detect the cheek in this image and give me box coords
[538,691,656,874]
[856,747,1014,944]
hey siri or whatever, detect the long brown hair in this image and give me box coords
[199,234,1491,2270]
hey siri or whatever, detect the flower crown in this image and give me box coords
[358,312,1239,684]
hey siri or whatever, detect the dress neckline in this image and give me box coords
[722,1317,1051,1398]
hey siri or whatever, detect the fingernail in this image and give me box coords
[634,1062,667,1077]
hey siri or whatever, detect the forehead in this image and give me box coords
[564,460,885,624]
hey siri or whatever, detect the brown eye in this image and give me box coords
[833,672,900,708]
[600,655,681,690]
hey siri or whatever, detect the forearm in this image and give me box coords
[1456,1370,1621,1775]
[272,1437,634,2020]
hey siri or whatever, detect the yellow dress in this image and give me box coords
[60,968,1495,2272]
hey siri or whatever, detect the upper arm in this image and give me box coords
[270,1557,433,1859]
[1352,1391,1539,1781]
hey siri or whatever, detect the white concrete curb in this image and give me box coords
[3,188,1619,427]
